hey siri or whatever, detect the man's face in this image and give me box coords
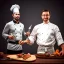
[12,12,20,21]
[41,11,50,22]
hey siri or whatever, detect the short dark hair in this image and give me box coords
[42,9,50,14]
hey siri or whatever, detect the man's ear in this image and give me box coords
[12,14,14,17]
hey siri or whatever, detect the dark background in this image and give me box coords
[0,0,64,54]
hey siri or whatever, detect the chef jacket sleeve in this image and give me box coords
[54,25,64,46]
[2,23,10,39]
[28,26,37,44]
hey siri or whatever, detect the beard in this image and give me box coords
[15,17,20,21]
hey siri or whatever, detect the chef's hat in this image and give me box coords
[10,4,20,13]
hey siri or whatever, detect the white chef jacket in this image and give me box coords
[28,22,64,54]
[2,20,25,51]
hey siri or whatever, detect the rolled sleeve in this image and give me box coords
[28,36,35,44]
[54,25,64,46]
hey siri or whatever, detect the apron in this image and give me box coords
[37,45,55,54]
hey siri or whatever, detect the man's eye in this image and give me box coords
[42,15,49,16]
[18,14,20,15]
[16,14,20,15]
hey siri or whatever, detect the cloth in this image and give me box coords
[28,22,64,53]
[2,20,25,51]
[37,45,55,54]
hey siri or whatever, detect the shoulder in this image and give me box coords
[19,22,24,26]
[33,23,43,29]
[50,22,59,28]
[4,21,13,26]
[7,20,14,24]
[50,22,59,30]
[35,23,43,27]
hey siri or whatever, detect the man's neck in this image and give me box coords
[43,20,49,24]
[13,19,19,24]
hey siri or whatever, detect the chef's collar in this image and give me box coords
[13,20,20,24]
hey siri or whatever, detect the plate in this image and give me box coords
[36,54,64,59]
[7,54,36,61]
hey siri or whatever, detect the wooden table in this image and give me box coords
[0,54,64,64]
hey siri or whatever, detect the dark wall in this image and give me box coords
[0,0,64,54]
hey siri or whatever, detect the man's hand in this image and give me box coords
[8,35,14,40]
[18,40,25,45]
[23,40,31,45]
[60,50,64,56]
[60,44,64,56]
[18,40,31,45]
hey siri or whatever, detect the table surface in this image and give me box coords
[0,54,64,64]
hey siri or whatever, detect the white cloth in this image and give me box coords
[28,22,64,54]
[2,20,25,51]
[10,4,20,13]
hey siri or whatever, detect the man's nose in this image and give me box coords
[44,16,47,18]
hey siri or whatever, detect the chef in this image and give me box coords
[20,10,64,55]
[2,4,29,54]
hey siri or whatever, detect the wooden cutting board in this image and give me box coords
[7,54,36,61]
[36,54,64,59]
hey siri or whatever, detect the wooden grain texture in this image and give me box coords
[7,54,36,61]
[36,54,64,59]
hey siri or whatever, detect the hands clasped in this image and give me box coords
[18,40,25,45]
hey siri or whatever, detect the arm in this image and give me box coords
[19,26,37,45]
[2,23,14,40]
[54,26,64,55]
[2,23,10,39]
[25,26,37,44]
[54,26,64,46]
